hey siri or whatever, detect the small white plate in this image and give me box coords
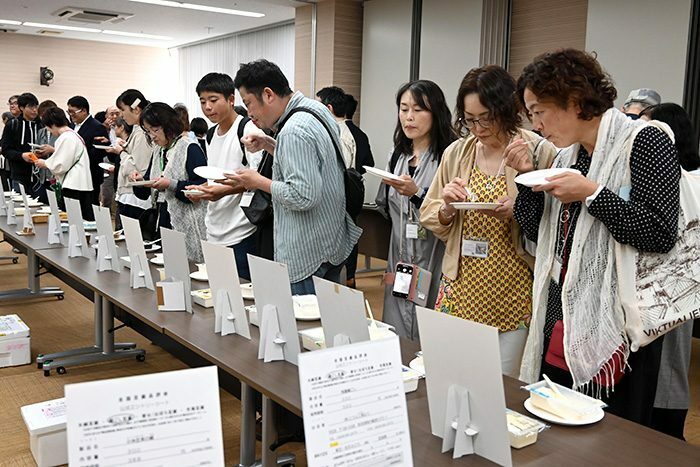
[514,168,581,187]
[150,255,164,266]
[194,166,234,181]
[523,398,604,426]
[182,189,204,197]
[99,162,114,171]
[189,270,208,282]
[409,356,425,375]
[37,207,52,214]
[144,244,161,253]
[127,180,153,187]
[292,295,321,321]
[28,143,43,149]
[240,283,254,300]
[113,234,125,242]
[450,202,502,210]
[4,191,18,197]
[363,166,402,181]
[94,144,112,150]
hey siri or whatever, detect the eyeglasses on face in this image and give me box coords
[461,116,493,129]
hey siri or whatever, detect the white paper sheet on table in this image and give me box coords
[65,366,224,467]
[298,335,413,467]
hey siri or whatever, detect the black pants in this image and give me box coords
[0,169,10,191]
[115,202,145,230]
[62,188,95,221]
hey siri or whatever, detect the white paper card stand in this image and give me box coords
[92,205,122,273]
[64,198,91,258]
[6,199,16,225]
[415,307,512,466]
[120,215,154,290]
[18,185,34,233]
[0,182,7,216]
[65,366,225,467]
[160,227,192,313]
[248,254,300,365]
[313,276,370,347]
[298,336,413,466]
[46,190,64,245]
[201,241,250,338]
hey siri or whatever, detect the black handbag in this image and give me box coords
[139,189,161,241]
[241,151,274,226]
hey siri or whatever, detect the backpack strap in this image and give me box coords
[278,108,345,171]
[385,147,402,216]
[237,116,251,166]
[205,125,217,145]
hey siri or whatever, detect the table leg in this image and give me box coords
[0,249,63,301]
[238,383,257,467]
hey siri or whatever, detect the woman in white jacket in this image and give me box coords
[34,107,93,219]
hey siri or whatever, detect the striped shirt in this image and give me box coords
[270,92,363,282]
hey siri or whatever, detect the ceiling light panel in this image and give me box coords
[102,29,172,40]
[23,22,101,33]
[0,19,23,25]
[128,0,264,18]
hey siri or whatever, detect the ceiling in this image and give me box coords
[0,0,305,48]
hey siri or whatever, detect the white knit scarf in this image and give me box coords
[520,108,648,390]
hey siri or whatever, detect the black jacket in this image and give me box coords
[0,115,42,181]
[345,119,374,173]
[76,116,109,192]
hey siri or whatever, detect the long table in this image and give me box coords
[30,243,700,466]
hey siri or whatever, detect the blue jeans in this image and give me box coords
[230,233,257,281]
[290,261,345,295]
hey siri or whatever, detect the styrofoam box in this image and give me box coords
[298,321,396,351]
[0,314,30,367]
[20,398,67,467]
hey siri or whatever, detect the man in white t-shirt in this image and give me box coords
[186,72,263,280]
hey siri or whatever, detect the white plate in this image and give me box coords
[182,189,205,197]
[409,356,425,375]
[514,168,581,187]
[240,283,254,300]
[144,244,161,253]
[99,162,114,171]
[94,144,112,150]
[363,166,402,181]
[127,180,153,187]
[450,202,502,210]
[150,256,164,266]
[194,166,234,181]
[4,191,18,197]
[83,221,97,231]
[37,206,52,214]
[28,143,42,149]
[292,295,321,321]
[523,398,604,426]
[113,234,125,242]
[189,270,208,282]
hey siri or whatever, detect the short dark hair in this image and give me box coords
[8,95,19,103]
[234,105,248,117]
[94,111,106,124]
[233,59,292,99]
[18,93,39,109]
[316,86,348,118]
[345,94,358,119]
[116,89,149,110]
[38,100,57,119]
[190,117,208,136]
[196,72,236,98]
[517,48,617,121]
[41,107,70,128]
[115,117,133,135]
[67,95,90,113]
[140,102,184,141]
[393,80,457,162]
[643,103,700,171]
[455,65,521,137]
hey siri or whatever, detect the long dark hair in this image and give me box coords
[644,103,700,171]
[393,80,456,161]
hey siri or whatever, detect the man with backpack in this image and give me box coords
[228,59,362,294]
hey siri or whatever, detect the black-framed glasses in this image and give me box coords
[462,116,493,129]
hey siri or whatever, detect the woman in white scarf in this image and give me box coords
[505,49,680,427]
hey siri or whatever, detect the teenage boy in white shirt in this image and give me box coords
[186,72,263,280]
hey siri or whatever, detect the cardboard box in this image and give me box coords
[0,314,30,367]
[21,398,67,467]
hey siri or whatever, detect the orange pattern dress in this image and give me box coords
[434,166,532,331]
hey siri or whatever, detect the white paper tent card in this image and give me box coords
[120,215,154,290]
[299,335,413,467]
[18,184,34,233]
[64,197,91,258]
[92,205,122,273]
[46,190,64,245]
[0,181,7,216]
[248,254,300,365]
[415,306,511,466]
[313,276,369,347]
[65,366,224,467]
[160,227,192,313]
[6,198,16,225]
[201,240,250,338]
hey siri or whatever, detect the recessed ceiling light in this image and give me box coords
[102,30,172,41]
[23,22,101,33]
[128,0,265,18]
[0,19,22,25]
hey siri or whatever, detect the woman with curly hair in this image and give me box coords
[420,65,557,377]
[506,49,679,426]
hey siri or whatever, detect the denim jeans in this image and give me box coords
[290,261,345,295]
[229,233,257,281]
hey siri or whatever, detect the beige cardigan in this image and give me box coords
[419,129,557,280]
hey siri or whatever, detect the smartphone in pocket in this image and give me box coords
[392,262,414,298]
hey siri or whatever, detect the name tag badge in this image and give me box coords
[461,239,489,258]
[618,186,631,201]
[406,222,419,239]
[240,191,254,208]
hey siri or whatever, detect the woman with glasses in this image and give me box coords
[420,65,557,377]
[375,80,456,340]
[130,102,207,262]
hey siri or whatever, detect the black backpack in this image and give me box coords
[206,116,251,166]
[278,107,365,218]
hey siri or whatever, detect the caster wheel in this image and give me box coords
[43,370,50,377]
[136,354,146,362]
[37,361,43,369]
[12,258,18,264]
[57,294,64,300]
[56,367,67,375]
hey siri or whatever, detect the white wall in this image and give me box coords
[586,0,691,107]
[420,0,483,113]
[359,0,413,201]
